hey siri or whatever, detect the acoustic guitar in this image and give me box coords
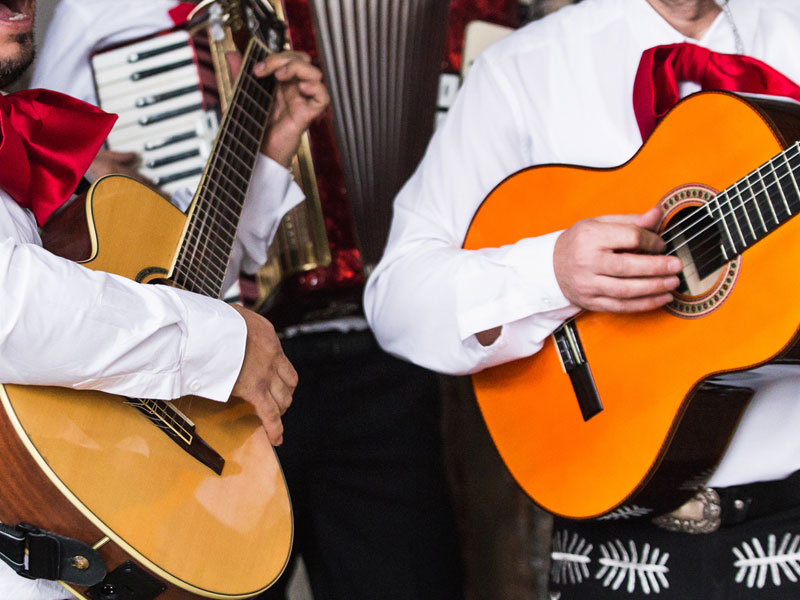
[0,7,292,600]
[464,90,800,521]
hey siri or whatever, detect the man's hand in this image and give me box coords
[252,51,330,167]
[230,305,298,446]
[553,207,683,313]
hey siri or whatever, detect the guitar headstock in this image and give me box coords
[190,0,286,52]
[244,0,287,52]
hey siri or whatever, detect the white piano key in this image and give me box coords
[91,30,192,71]
[93,45,197,88]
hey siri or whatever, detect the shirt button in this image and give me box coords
[189,380,201,393]
[542,298,552,307]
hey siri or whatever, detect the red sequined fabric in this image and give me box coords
[280,0,364,296]
[443,0,519,73]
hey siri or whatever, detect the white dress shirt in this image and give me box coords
[1,1,304,597]
[365,0,800,488]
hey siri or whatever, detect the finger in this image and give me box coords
[273,59,323,84]
[595,224,668,254]
[276,356,298,389]
[598,252,682,278]
[253,396,285,446]
[591,274,680,299]
[253,51,313,77]
[589,292,675,314]
[297,80,330,107]
[595,212,651,226]
[269,378,293,415]
[634,206,664,231]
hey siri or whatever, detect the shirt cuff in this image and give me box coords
[173,289,246,402]
[237,154,305,274]
[456,230,574,340]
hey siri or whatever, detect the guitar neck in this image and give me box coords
[171,38,274,298]
[664,141,800,277]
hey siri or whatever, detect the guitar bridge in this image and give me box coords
[124,398,225,474]
[553,320,603,421]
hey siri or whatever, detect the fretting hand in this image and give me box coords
[251,50,330,167]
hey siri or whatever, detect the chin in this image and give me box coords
[0,32,33,88]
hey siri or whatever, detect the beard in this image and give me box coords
[0,31,33,88]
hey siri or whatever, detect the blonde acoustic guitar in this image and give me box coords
[0,27,292,600]
[464,91,800,521]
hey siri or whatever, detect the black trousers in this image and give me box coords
[257,329,463,600]
[550,502,800,599]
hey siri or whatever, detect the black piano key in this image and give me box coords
[147,149,201,169]
[138,103,204,126]
[136,85,200,108]
[155,167,204,186]
[127,40,191,63]
[130,58,194,81]
[144,131,198,151]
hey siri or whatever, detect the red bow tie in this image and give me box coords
[633,42,800,141]
[0,89,116,226]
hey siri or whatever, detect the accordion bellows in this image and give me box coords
[305,0,450,269]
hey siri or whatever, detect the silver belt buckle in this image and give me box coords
[651,488,722,534]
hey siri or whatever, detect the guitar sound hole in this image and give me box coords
[664,205,725,297]
[658,185,741,319]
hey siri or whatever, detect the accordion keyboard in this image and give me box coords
[92,29,220,200]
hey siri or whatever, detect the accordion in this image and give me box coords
[248,0,453,327]
[91,26,220,199]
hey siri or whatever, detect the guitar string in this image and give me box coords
[664,147,800,280]
[660,143,799,248]
[183,58,269,292]
[660,144,800,250]
[178,43,262,291]
[151,42,273,434]
[640,143,800,283]
[177,45,271,295]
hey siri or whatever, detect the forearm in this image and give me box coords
[0,238,245,401]
[365,232,578,375]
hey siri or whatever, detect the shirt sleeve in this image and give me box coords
[31,0,180,104]
[364,53,578,375]
[222,154,305,291]
[0,198,245,402]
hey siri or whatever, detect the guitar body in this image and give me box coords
[1,176,292,598]
[464,91,800,520]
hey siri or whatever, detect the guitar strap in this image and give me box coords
[0,522,106,586]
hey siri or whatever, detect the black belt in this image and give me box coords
[717,469,800,526]
[653,470,800,533]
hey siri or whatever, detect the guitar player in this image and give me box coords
[0,0,331,597]
[366,0,800,598]
[32,2,466,600]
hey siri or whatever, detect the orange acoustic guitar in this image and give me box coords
[464,90,800,521]
[0,11,292,600]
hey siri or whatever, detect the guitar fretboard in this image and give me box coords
[664,142,800,277]
[170,39,274,298]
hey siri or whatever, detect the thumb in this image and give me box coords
[634,206,664,231]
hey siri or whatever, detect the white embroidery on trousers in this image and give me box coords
[733,533,800,589]
[596,539,670,594]
[551,530,593,584]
